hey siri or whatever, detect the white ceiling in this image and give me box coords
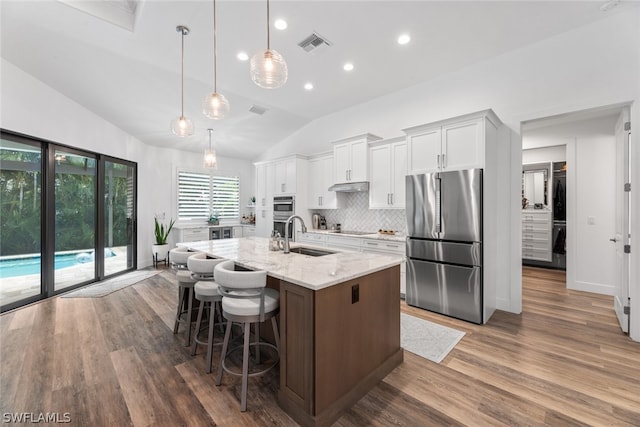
[1,0,635,160]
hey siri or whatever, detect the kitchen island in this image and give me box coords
[179,237,404,427]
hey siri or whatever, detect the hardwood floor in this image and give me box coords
[1,266,638,426]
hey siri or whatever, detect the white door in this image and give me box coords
[613,110,631,333]
[407,128,441,174]
[334,142,351,183]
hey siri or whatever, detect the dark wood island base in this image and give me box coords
[277,265,403,427]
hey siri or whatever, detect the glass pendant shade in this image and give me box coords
[250,48,288,89]
[203,147,217,168]
[204,128,217,168]
[202,92,230,119]
[170,115,194,137]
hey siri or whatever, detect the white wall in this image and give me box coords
[259,9,640,335]
[522,146,566,164]
[0,58,254,268]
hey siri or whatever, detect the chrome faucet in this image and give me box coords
[283,215,307,254]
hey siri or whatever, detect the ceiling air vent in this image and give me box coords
[249,105,267,115]
[298,32,332,53]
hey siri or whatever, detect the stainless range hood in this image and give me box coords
[328,181,369,192]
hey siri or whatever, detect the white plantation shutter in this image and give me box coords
[178,170,239,220]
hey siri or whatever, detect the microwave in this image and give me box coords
[273,196,294,221]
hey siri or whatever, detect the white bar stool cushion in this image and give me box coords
[221,288,279,317]
[176,270,197,285]
[170,247,192,266]
[194,281,222,299]
[188,253,222,277]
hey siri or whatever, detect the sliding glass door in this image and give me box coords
[104,159,136,277]
[0,137,43,307]
[0,130,137,312]
[52,148,97,291]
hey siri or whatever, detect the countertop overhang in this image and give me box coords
[178,237,403,291]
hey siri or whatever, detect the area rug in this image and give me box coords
[401,313,465,363]
[61,270,160,298]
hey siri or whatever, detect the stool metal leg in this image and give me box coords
[174,286,184,334]
[185,287,193,347]
[215,319,233,386]
[241,321,250,412]
[190,301,206,356]
[254,322,261,364]
[205,302,216,373]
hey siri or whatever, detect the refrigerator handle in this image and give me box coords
[435,177,442,233]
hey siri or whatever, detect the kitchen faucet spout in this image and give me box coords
[283,215,307,254]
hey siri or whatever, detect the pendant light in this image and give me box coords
[202,0,230,119]
[203,128,217,168]
[250,0,288,89]
[170,25,194,137]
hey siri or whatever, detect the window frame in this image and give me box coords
[176,168,240,221]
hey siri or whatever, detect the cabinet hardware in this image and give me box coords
[386,245,397,248]
[442,153,446,168]
[610,238,617,243]
[437,154,440,168]
[390,193,394,205]
[318,196,321,206]
[624,244,631,254]
[281,183,285,193]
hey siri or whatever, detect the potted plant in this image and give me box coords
[152,217,175,265]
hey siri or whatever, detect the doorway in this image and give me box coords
[520,104,631,334]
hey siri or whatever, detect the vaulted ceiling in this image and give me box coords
[1,0,633,159]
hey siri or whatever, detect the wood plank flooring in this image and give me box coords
[1,267,638,426]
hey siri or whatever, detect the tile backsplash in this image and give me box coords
[315,192,407,234]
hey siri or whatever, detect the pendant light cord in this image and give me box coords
[213,0,218,93]
[266,0,270,50]
[180,28,185,118]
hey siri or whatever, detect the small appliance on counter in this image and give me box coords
[311,213,323,229]
[319,216,327,230]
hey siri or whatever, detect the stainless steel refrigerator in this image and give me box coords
[405,169,483,324]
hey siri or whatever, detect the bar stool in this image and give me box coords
[214,260,280,412]
[190,258,226,374]
[169,246,191,270]
[174,269,198,346]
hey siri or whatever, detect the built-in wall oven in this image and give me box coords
[273,196,295,240]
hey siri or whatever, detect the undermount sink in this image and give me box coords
[289,247,336,257]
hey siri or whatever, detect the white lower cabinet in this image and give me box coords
[232,226,243,238]
[325,235,362,251]
[297,232,327,246]
[177,227,209,242]
[243,226,256,237]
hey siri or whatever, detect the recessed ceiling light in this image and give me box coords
[397,34,411,45]
[343,62,354,72]
[274,19,287,30]
[237,51,249,61]
[304,82,314,90]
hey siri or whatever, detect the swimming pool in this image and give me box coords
[0,250,116,279]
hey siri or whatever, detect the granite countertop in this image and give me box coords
[302,229,406,242]
[178,237,403,291]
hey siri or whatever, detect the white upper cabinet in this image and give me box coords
[255,162,275,209]
[332,133,382,183]
[406,126,441,173]
[273,157,296,195]
[442,118,484,171]
[308,154,342,209]
[369,137,407,209]
[404,111,498,175]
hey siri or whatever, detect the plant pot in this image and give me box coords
[152,243,169,265]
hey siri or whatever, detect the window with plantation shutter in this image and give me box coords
[178,170,240,220]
